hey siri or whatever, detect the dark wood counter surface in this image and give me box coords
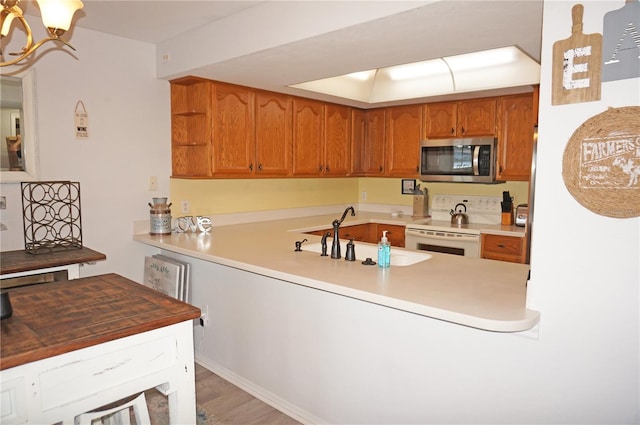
[0,273,201,370]
[0,247,106,276]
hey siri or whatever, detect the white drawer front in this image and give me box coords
[39,336,177,410]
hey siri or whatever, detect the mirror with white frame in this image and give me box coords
[0,69,39,183]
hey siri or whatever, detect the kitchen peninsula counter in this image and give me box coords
[133,212,537,332]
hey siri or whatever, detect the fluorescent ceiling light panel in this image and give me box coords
[290,46,540,104]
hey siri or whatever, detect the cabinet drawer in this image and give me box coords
[481,234,525,263]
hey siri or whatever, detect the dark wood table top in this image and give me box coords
[0,273,201,370]
[0,247,107,276]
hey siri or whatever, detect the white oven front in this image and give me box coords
[405,227,480,258]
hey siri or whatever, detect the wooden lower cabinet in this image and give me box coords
[481,233,527,263]
[305,223,405,247]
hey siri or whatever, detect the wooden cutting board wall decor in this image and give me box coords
[562,106,640,218]
[552,4,603,105]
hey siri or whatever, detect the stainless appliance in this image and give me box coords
[419,137,499,183]
[405,194,503,258]
[515,204,528,227]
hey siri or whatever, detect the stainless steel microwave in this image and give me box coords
[419,137,499,183]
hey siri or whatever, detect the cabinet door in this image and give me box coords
[424,102,456,138]
[324,104,351,176]
[457,98,496,136]
[496,94,534,181]
[373,223,405,247]
[292,98,325,176]
[386,105,421,177]
[211,83,255,175]
[364,109,386,175]
[350,109,366,176]
[255,91,292,176]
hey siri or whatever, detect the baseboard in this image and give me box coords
[195,354,326,425]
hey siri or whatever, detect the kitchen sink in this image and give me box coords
[301,242,431,266]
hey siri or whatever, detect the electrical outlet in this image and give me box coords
[0,196,6,209]
[361,191,367,201]
[199,304,209,327]
[181,200,190,214]
[149,176,157,191]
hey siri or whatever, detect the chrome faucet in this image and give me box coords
[331,206,355,259]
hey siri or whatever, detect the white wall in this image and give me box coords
[0,26,170,281]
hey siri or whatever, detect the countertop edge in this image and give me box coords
[133,231,539,333]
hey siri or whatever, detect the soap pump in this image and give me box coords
[377,231,391,268]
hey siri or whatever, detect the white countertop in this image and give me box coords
[133,211,538,332]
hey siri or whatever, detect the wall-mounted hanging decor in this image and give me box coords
[75,101,88,139]
[562,106,640,218]
[602,0,640,82]
[552,4,603,105]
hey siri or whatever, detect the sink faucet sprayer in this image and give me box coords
[331,206,355,259]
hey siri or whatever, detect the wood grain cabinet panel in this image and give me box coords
[481,234,526,263]
[255,91,292,176]
[211,83,255,176]
[424,98,496,138]
[324,104,351,176]
[352,108,387,176]
[386,105,421,177]
[496,92,536,181]
[292,98,325,176]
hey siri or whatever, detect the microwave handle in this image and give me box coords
[472,145,480,176]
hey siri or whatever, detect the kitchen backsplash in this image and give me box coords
[170,177,529,217]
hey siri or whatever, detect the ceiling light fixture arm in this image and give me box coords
[1,0,82,67]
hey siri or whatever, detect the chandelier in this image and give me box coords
[1,0,84,67]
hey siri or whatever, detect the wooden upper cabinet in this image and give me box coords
[292,98,325,176]
[351,108,386,176]
[496,92,535,181]
[170,77,212,177]
[351,109,366,176]
[424,98,496,138]
[211,83,255,176]
[386,104,421,177]
[424,102,457,138]
[255,91,292,177]
[324,104,351,176]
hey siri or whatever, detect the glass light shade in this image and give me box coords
[36,0,83,31]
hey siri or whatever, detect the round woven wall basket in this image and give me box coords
[562,106,640,218]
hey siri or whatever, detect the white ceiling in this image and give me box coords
[20,0,544,107]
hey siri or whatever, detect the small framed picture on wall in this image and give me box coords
[401,179,416,195]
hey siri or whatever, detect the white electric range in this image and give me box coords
[405,194,503,258]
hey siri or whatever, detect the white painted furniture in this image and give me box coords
[74,392,151,425]
[0,274,201,425]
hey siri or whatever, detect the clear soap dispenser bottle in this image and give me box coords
[378,230,391,268]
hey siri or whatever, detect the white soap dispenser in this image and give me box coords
[377,230,391,268]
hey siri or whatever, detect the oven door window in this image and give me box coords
[416,243,465,256]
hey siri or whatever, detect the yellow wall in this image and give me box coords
[171,177,529,215]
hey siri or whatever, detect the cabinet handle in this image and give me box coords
[325,165,330,172]
[461,127,466,134]
[379,165,383,172]
[450,128,455,134]
[319,165,324,172]
[415,165,419,172]
[258,163,263,171]
[249,163,253,171]
[497,243,505,248]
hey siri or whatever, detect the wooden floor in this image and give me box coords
[195,363,302,425]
